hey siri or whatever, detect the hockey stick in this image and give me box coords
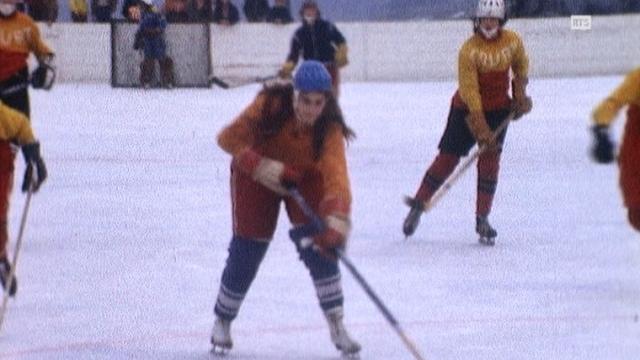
[0,175,35,332]
[287,188,427,360]
[0,82,29,97]
[405,111,515,214]
[0,63,56,96]
[209,75,279,89]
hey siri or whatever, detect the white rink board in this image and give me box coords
[38,14,640,83]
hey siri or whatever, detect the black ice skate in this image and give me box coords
[210,317,233,355]
[403,197,424,237]
[476,215,497,246]
[0,258,17,297]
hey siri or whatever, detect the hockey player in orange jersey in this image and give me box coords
[210,61,360,357]
[403,0,532,245]
[591,68,640,232]
[0,100,47,296]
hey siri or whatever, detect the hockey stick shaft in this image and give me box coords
[210,75,278,89]
[0,178,35,331]
[0,82,29,97]
[335,248,426,360]
[421,112,514,214]
[288,189,426,360]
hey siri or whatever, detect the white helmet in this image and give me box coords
[0,0,20,16]
[475,0,506,20]
[140,0,153,5]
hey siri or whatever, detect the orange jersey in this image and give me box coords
[453,29,529,113]
[0,12,53,81]
[218,93,352,208]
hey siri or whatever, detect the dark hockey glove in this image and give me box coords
[31,61,56,90]
[591,125,614,164]
[21,142,48,193]
[512,96,532,120]
[511,77,532,120]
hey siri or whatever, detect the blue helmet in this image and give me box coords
[293,60,332,93]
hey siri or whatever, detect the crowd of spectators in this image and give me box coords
[22,0,294,24]
[17,0,640,24]
[509,0,640,18]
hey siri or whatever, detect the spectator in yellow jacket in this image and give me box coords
[69,0,88,22]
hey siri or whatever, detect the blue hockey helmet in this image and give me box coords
[293,60,332,93]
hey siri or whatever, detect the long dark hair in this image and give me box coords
[256,84,355,160]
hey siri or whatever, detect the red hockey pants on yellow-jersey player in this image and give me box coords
[620,106,640,230]
[0,143,15,259]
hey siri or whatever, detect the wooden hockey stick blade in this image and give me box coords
[209,75,279,90]
[209,76,230,89]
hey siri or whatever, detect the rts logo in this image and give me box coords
[571,15,592,31]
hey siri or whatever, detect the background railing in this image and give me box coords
[33,0,640,23]
[36,14,640,84]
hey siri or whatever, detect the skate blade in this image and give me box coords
[210,344,232,357]
[340,350,361,359]
[478,236,495,246]
[403,195,426,210]
[336,343,361,359]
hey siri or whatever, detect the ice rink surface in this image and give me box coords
[0,77,638,359]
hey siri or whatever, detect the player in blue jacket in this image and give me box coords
[278,0,348,97]
[134,0,175,88]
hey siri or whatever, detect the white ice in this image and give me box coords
[0,77,638,359]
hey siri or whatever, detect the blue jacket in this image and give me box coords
[286,18,346,64]
[135,10,168,59]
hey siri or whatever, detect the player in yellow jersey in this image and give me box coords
[591,68,640,232]
[0,100,47,296]
[0,0,55,117]
[403,0,532,245]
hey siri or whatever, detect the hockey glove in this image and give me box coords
[21,142,48,193]
[278,61,295,79]
[314,197,350,257]
[512,96,532,120]
[334,44,349,68]
[31,61,56,90]
[511,77,532,120]
[466,111,494,147]
[234,148,301,195]
[591,125,615,163]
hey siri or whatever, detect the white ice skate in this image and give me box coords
[325,308,361,358]
[210,317,233,355]
[476,215,497,246]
